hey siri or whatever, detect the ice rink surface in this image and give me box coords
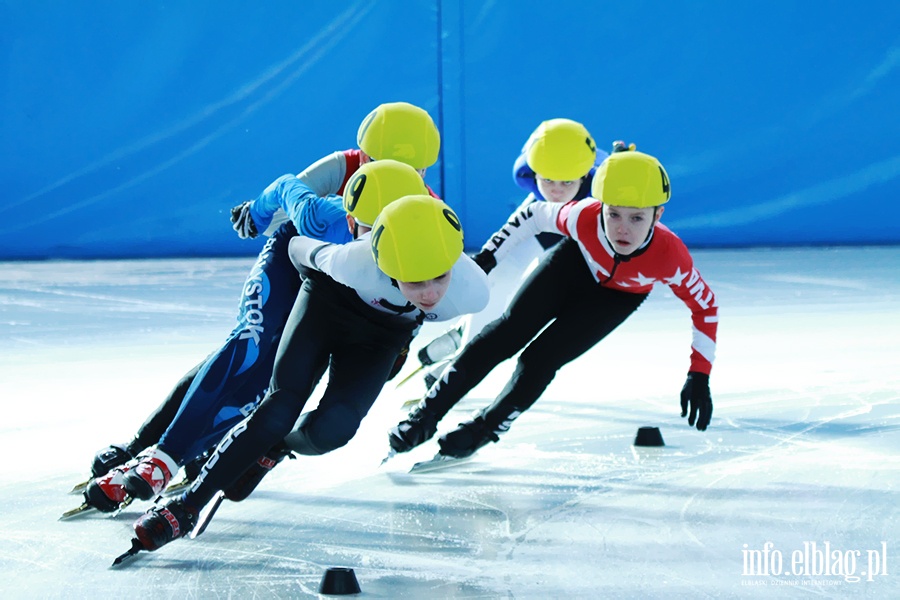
[1,246,897,598]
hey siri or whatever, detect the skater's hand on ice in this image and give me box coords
[230,201,258,239]
[680,371,712,431]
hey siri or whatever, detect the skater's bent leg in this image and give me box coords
[129,359,204,453]
[155,226,303,464]
[422,239,590,419]
[285,342,398,454]
[481,287,647,431]
[182,285,329,510]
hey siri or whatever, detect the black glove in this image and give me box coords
[230,201,258,239]
[437,416,499,459]
[388,407,439,453]
[680,371,712,431]
[471,249,497,275]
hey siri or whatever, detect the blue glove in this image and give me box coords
[680,372,712,431]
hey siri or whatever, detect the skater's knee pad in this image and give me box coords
[283,405,361,455]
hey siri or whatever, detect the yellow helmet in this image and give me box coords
[357,102,441,169]
[342,160,428,227]
[523,118,597,181]
[370,195,463,282]
[591,150,671,208]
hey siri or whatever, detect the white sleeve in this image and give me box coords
[296,151,348,196]
[446,254,491,316]
[290,235,381,292]
[287,235,330,271]
[481,200,565,262]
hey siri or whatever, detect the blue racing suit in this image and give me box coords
[148,150,363,464]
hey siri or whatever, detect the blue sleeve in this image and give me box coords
[248,174,296,232]
[294,195,353,244]
[512,152,542,199]
[250,175,352,244]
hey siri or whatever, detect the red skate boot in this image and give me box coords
[84,464,132,513]
[133,498,198,551]
[122,447,179,501]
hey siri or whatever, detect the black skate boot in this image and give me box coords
[223,442,295,502]
[133,498,198,551]
[91,443,136,478]
[182,446,215,483]
[388,406,439,453]
[437,416,500,459]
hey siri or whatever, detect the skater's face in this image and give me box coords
[536,176,581,203]
[397,271,452,311]
[602,204,663,255]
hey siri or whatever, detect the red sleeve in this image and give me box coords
[660,236,718,374]
[555,200,581,236]
[338,149,363,195]
[340,149,441,200]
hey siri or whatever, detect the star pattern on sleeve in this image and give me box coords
[663,266,689,287]
[629,271,657,287]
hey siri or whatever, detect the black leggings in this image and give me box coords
[184,273,415,509]
[426,239,648,430]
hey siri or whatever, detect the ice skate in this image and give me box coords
[91,443,136,477]
[223,442,294,502]
[437,416,500,459]
[83,464,132,513]
[70,443,137,494]
[132,498,198,552]
[122,448,179,501]
[388,406,439,453]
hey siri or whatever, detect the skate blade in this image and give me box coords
[59,502,96,521]
[110,496,135,517]
[379,449,397,466]
[163,478,192,496]
[60,495,135,521]
[110,538,145,568]
[409,453,472,473]
[68,479,90,495]
[393,363,425,389]
[190,491,225,539]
